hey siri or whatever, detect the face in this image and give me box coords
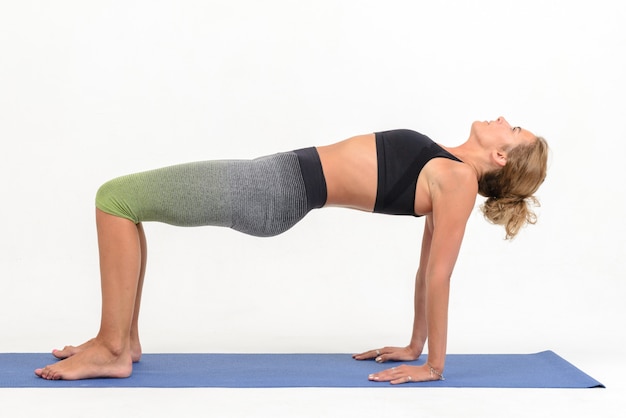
[472,116,536,151]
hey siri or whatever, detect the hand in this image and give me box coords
[368,363,444,385]
[352,345,421,363]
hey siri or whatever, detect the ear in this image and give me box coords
[492,149,507,167]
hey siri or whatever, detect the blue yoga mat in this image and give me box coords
[0,350,603,388]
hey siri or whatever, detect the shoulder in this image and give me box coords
[422,160,478,269]
[427,158,478,196]
[426,159,478,227]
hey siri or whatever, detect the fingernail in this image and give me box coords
[375,356,382,363]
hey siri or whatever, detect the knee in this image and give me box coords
[95,178,139,223]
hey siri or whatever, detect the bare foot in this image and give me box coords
[130,336,142,363]
[53,338,142,363]
[35,341,133,380]
[52,338,95,360]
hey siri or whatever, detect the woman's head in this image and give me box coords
[478,131,549,239]
[471,117,537,162]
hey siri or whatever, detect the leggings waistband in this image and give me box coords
[293,147,327,211]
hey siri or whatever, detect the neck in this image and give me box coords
[440,141,490,181]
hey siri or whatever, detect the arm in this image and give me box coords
[407,219,432,356]
[366,163,477,383]
[351,221,431,364]
[422,189,473,373]
[419,168,476,377]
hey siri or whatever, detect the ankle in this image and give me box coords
[94,335,130,357]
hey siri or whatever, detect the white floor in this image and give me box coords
[2,353,623,418]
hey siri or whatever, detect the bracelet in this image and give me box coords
[427,363,445,381]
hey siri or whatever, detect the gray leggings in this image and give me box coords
[95,151,316,237]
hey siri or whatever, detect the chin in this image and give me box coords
[470,120,484,133]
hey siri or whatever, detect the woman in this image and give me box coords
[35,117,548,383]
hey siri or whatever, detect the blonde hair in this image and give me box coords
[478,136,549,239]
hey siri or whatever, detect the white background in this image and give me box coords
[1,1,624,417]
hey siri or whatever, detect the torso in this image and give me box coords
[316,134,378,211]
[316,130,466,216]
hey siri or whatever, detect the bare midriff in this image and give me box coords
[316,134,378,212]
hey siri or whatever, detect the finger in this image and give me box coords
[368,366,400,382]
[373,348,394,363]
[369,372,392,382]
[390,375,412,385]
[374,352,399,363]
[376,353,402,363]
[353,348,382,360]
[388,368,412,385]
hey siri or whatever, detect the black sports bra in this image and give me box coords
[374,129,463,216]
